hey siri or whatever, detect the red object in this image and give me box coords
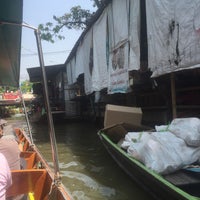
[3,92,20,100]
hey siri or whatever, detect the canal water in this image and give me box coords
[11,116,155,200]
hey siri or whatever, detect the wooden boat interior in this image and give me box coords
[7,169,50,199]
[6,128,71,200]
[164,170,200,197]
[101,123,200,199]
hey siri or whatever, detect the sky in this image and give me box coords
[20,0,96,81]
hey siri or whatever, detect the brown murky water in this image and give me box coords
[10,116,155,200]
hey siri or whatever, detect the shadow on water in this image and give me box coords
[29,119,155,200]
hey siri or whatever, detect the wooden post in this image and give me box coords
[170,73,177,119]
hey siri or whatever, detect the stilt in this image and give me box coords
[170,73,177,119]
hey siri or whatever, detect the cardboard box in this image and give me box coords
[104,104,142,128]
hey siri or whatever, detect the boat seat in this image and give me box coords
[14,128,24,141]
[6,169,50,200]
[164,170,200,186]
[20,151,36,169]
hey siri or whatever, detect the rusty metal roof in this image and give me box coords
[27,64,65,82]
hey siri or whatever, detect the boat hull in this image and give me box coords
[98,124,200,200]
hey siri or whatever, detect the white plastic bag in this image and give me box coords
[169,118,200,147]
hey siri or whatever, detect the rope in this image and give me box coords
[48,183,59,200]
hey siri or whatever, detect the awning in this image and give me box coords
[27,64,65,82]
[0,0,23,87]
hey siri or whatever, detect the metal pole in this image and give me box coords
[0,20,61,184]
[19,87,34,145]
[34,29,61,182]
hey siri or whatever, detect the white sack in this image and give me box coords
[144,131,200,174]
[120,131,151,150]
[121,129,200,174]
[169,118,200,147]
[124,132,152,161]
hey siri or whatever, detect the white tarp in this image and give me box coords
[92,8,108,92]
[66,62,72,84]
[107,0,129,94]
[108,0,129,48]
[108,43,129,94]
[66,56,76,85]
[66,61,72,85]
[65,0,140,94]
[146,0,200,77]
[71,57,76,83]
[82,30,93,95]
[75,42,84,81]
[129,0,140,70]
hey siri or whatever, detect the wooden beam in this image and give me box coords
[170,73,177,119]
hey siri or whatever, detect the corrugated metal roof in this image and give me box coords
[27,64,65,82]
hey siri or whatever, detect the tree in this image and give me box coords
[20,80,33,93]
[38,0,103,43]
[0,86,18,93]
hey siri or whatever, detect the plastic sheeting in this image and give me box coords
[92,8,108,92]
[82,30,93,95]
[129,0,140,71]
[169,118,200,147]
[108,0,129,49]
[107,1,129,94]
[106,0,140,94]
[84,0,141,94]
[108,43,129,94]
[68,57,76,84]
[75,42,84,81]
[66,61,72,85]
[119,118,200,174]
[146,0,200,77]
[65,0,141,94]
[107,0,140,71]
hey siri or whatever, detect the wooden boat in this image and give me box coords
[6,127,72,200]
[98,123,200,200]
[0,1,72,199]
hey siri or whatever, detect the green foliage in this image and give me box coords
[0,80,33,100]
[0,87,5,93]
[0,86,18,93]
[38,0,103,43]
[20,80,33,93]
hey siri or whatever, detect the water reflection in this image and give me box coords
[14,118,155,200]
